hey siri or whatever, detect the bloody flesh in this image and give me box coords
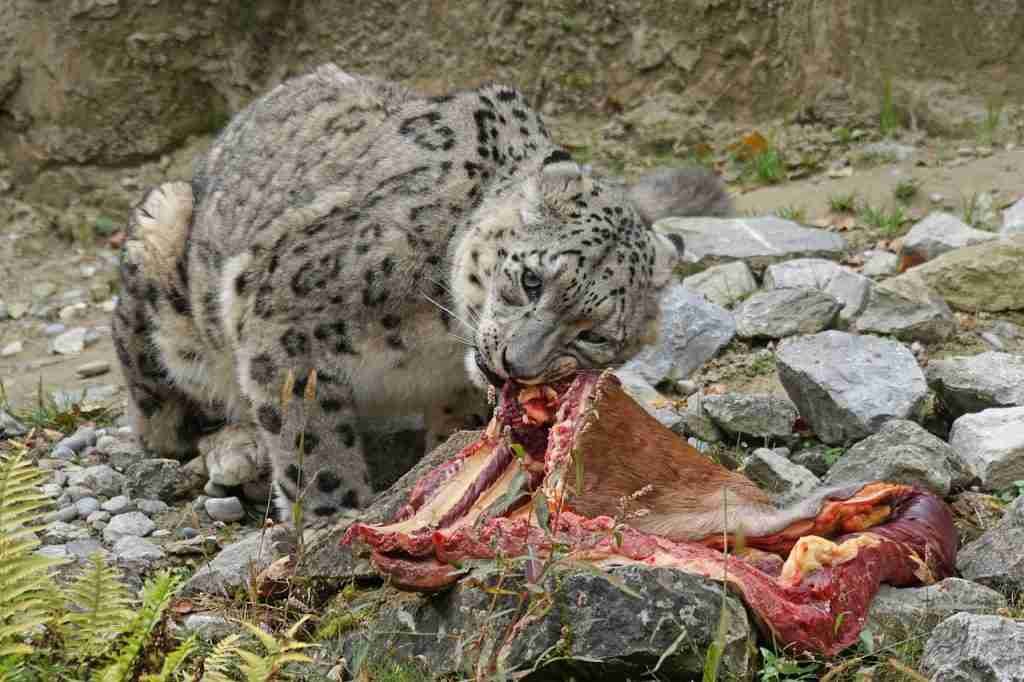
[344,371,957,656]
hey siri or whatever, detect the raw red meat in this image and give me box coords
[344,371,957,655]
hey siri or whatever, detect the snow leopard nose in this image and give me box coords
[501,317,560,382]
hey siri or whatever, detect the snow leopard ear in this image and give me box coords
[536,152,589,213]
[650,230,684,289]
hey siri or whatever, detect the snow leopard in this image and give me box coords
[112,64,731,522]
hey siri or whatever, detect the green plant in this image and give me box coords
[774,205,807,223]
[879,76,899,137]
[998,480,1024,503]
[892,178,920,204]
[822,448,845,468]
[833,127,853,145]
[758,646,821,682]
[202,616,314,682]
[748,148,785,185]
[60,553,134,663]
[0,451,64,662]
[859,203,907,235]
[977,96,1004,146]
[828,192,858,214]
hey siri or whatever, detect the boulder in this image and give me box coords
[921,614,1024,681]
[866,578,1006,649]
[621,284,735,384]
[958,495,1024,592]
[330,566,753,680]
[901,211,998,264]
[182,526,293,596]
[762,258,872,325]
[899,235,1024,312]
[124,458,198,501]
[851,275,956,343]
[701,393,799,444]
[949,406,1024,491]
[734,288,841,339]
[739,448,819,504]
[822,420,973,497]
[656,216,846,275]
[1004,197,1024,234]
[681,261,757,307]
[926,351,1024,419]
[776,331,927,445]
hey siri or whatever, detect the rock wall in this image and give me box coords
[1,0,1022,216]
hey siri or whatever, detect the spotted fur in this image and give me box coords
[112,64,730,521]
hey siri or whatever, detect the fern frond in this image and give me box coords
[60,553,135,661]
[201,633,244,682]
[0,452,64,658]
[95,571,183,682]
[139,634,198,682]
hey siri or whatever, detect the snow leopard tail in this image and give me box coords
[120,181,194,313]
[627,166,733,224]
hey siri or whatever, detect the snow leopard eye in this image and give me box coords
[521,268,542,301]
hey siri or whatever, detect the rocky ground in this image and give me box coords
[2,124,1024,680]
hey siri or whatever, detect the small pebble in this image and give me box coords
[96,435,118,452]
[136,499,169,515]
[44,323,67,337]
[75,497,100,518]
[101,495,134,514]
[86,510,111,525]
[51,445,76,460]
[76,361,111,378]
[0,341,22,357]
[51,470,68,487]
[59,303,88,322]
[41,483,62,498]
[205,497,245,522]
[113,536,165,562]
[103,512,156,543]
[178,527,199,539]
[46,506,79,523]
[52,327,87,355]
[151,529,172,538]
[63,485,96,502]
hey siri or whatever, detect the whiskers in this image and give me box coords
[420,286,479,350]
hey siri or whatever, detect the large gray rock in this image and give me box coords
[900,235,1024,312]
[851,275,956,343]
[762,258,872,326]
[102,512,155,544]
[734,288,841,339]
[331,566,753,680]
[124,458,197,501]
[739,448,819,503]
[657,216,846,275]
[701,393,799,444]
[949,406,1024,491]
[866,578,1006,649]
[66,465,126,498]
[681,261,757,307]
[823,420,972,496]
[927,352,1024,419]
[182,526,293,596]
[621,284,735,384]
[901,211,998,263]
[921,614,1024,681]
[1004,197,1024,234]
[958,495,1024,592]
[776,331,927,445]
[0,410,27,437]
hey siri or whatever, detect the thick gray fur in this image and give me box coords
[112,64,731,522]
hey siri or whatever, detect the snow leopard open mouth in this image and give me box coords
[344,371,957,656]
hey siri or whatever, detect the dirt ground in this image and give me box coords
[1,140,1021,414]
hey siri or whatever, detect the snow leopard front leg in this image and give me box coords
[237,340,373,523]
